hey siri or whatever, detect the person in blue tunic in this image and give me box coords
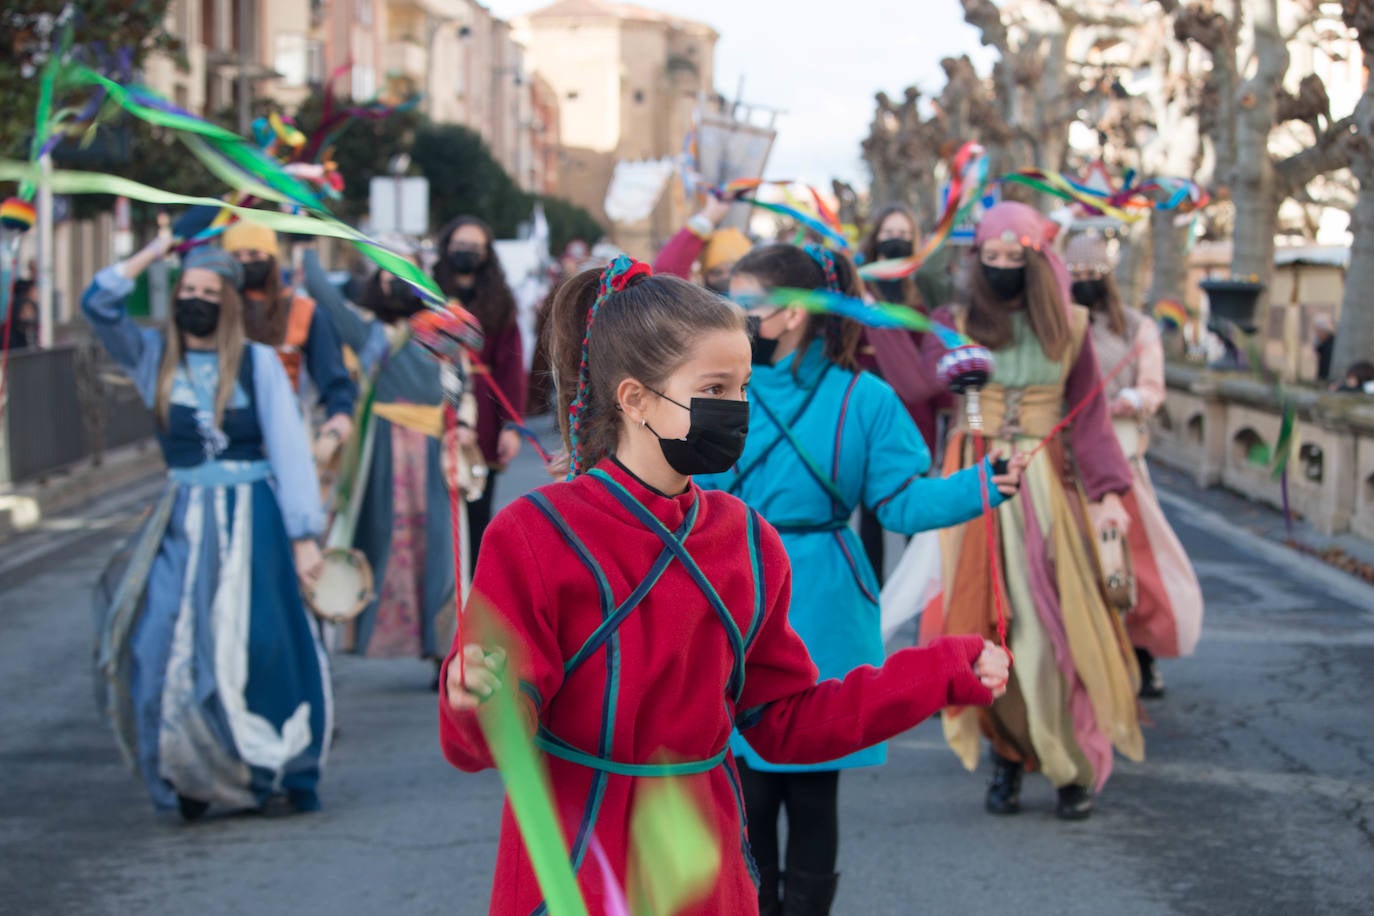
[696,242,1027,915]
[87,237,332,821]
[299,241,475,686]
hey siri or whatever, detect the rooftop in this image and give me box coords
[526,0,717,34]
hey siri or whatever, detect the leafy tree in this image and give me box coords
[1,1,180,157]
[538,194,603,253]
[411,122,527,234]
[289,92,424,223]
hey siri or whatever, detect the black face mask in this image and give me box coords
[174,296,220,337]
[746,312,783,366]
[373,285,425,322]
[982,264,1026,300]
[448,249,484,275]
[1071,279,1107,307]
[645,390,750,476]
[875,238,914,262]
[240,259,274,291]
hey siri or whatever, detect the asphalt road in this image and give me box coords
[2,429,1371,915]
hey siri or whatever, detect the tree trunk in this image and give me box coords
[1148,208,1191,306]
[1332,91,1374,381]
[1228,0,1287,326]
[1116,218,1152,310]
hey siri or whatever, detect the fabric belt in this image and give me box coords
[770,518,849,534]
[168,459,272,487]
[534,726,727,777]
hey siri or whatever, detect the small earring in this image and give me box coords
[641,419,647,428]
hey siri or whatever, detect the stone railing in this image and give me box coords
[1150,364,1374,540]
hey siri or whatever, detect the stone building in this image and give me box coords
[514,0,718,256]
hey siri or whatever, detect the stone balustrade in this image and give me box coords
[1150,364,1374,539]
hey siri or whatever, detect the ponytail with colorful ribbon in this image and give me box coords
[567,255,653,478]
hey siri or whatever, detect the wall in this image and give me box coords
[1151,364,1374,539]
[516,15,623,154]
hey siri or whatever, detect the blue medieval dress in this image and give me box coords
[302,251,455,659]
[698,340,1003,773]
[85,265,332,813]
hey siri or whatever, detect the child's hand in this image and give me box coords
[989,450,1030,497]
[974,641,1010,697]
[445,645,508,712]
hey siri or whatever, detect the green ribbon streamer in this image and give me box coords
[629,775,721,915]
[60,66,331,214]
[0,160,444,303]
[477,675,590,916]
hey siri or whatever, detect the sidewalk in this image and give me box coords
[1149,459,1374,585]
[0,439,164,542]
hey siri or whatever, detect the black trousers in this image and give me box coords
[859,505,886,586]
[739,761,840,875]
[467,469,499,563]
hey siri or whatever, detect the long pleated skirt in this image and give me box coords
[343,417,455,659]
[923,431,1144,791]
[95,477,332,812]
[1115,420,1204,659]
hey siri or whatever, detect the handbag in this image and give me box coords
[1098,526,1138,612]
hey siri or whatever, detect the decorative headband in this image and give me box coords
[803,243,840,293]
[567,255,653,477]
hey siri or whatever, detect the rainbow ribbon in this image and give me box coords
[859,142,988,281]
[769,287,970,349]
[717,178,852,251]
[1152,299,1191,330]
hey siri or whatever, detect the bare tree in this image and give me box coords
[1175,0,1358,317]
[1332,0,1374,378]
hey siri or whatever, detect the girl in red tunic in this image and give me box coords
[438,256,1010,916]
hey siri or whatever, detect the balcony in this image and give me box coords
[383,38,429,82]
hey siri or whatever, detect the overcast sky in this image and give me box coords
[485,0,994,189]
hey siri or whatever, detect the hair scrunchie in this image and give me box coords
[567,255,653,477]
[803,242,840,294]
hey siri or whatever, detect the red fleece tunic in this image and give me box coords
[439,459,993,915]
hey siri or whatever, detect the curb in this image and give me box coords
[0,439,165,542]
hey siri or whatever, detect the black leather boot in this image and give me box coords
[985,750,1023,815]
[757,866,782,916]
[1056,784,1094,820]
[177,794,209,822]
[782,869,839,916]
[1136,647,1165,699]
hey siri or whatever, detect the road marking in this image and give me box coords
[0,476,164,580]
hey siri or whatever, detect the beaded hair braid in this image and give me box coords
[567,254,653,477]
[803,242,840,293]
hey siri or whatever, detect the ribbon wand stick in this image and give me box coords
[938,344,1013,674]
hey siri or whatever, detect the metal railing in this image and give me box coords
[0,342,155,486]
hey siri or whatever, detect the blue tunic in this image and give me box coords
[698,341,1002,772]
[302,251,455,658]
[85,265,331,812]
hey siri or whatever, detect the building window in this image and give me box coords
[567,90,579,100]
[352,65,376,100]
[634,89,645,103]
[275,33,309,87]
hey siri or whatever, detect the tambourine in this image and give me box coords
[304,547,375,623]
